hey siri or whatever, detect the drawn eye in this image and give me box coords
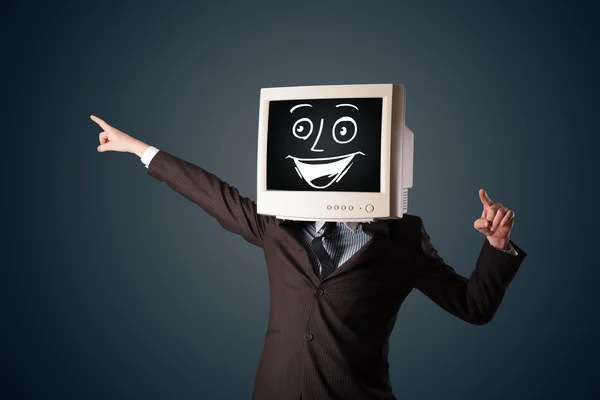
[292,118,313,140]
[332,116,357,144]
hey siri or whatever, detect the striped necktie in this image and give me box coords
[311,222,337,279]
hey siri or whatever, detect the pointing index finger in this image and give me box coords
[479,188,494,207]
[90,115,109,130]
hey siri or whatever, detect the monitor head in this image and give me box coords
[257,84,413,222]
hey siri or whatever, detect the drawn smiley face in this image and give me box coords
[286,102,365,189]
[267,98,382,192]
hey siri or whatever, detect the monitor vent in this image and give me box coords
[402,189,408,214]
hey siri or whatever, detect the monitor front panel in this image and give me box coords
[256,83,402,220]
[266,97,382,192]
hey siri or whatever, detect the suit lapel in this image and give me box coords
[321,220,390,281]
[276,220,322,286]
[275,218,392,284]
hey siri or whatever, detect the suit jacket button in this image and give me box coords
[316,288,324,296]
[305,333,313,341]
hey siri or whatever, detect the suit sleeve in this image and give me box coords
[412,217,527,325]
[146,149,273,247]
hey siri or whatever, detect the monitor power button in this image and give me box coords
[365,204,374,213]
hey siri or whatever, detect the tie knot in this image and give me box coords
[322,222,337,236]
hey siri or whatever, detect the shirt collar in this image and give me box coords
[275,218,390,238]
[315,220,360,232]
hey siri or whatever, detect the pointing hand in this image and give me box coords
[91,114,149,157]
[473,189,515,250]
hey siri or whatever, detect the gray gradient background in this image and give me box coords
[2,0,598,399]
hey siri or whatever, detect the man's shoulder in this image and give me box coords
[387,213,422,229]
[384,214,426,252]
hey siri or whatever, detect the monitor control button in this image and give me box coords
[327,205,332,210]
[365,204,374,213]
[341,205,346,210]
[334,205,339,210]
[349,205,354,211]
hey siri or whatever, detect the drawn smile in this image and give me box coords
[286,151,365,189]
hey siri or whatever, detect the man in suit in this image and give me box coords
[92,114,527,400]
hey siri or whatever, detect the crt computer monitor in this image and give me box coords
[256,83,413,222]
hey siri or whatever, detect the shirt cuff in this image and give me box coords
[140,146,160,168]
[498,243,518,256]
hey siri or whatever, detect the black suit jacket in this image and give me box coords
[146,149,527,400]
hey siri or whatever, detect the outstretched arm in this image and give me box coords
[92,114,273,248]
[145,148,272,247]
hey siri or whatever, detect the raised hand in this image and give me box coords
[473,188,515,250]
[91,114,149,157]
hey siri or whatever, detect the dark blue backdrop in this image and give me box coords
[2,0,598,398]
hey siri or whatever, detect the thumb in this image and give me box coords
[474,217,495,236]
[97,142,117,152]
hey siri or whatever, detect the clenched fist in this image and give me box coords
[473,189,515,250]
[91,114,149,157]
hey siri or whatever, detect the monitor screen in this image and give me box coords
[266,97,382,192]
